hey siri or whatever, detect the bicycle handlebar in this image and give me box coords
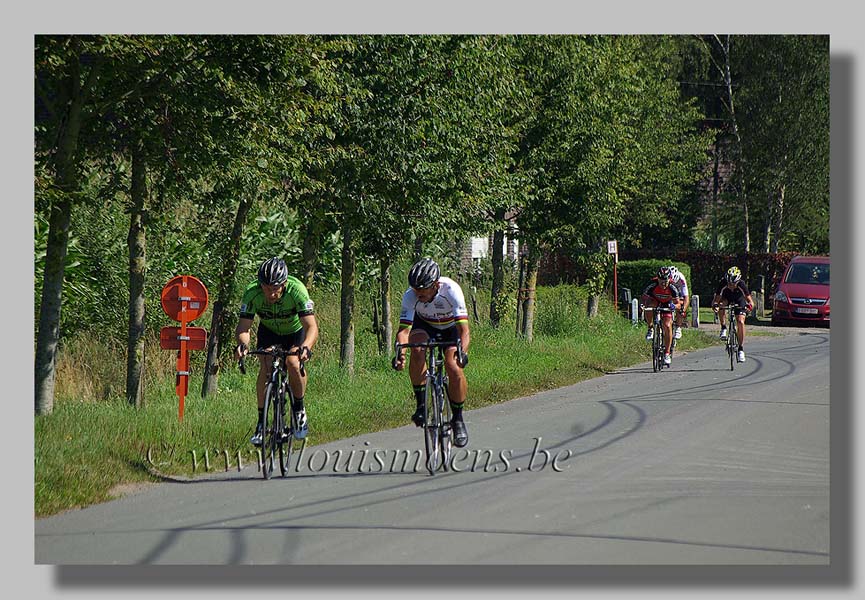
[392,339,467,369]
[712,302,751,311]
[395,340,462,349]
[641,305,676,313]
[239,346,308,377]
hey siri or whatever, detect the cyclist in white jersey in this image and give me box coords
[668,266,689,340]
[393,258,471,447]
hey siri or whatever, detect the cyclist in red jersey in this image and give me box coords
[640,266,682,367]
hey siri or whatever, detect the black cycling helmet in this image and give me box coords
[657,266,672,283]
[408,257,440,290]
[258,257,288,286]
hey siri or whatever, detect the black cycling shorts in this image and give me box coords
[257,324,305,351]
[409,320,460,344]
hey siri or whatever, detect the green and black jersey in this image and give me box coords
[238,276,314,336]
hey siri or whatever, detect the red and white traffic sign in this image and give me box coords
[161,275,209,321]
[159,275,209,421]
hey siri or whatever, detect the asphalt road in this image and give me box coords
[36,326,830,565]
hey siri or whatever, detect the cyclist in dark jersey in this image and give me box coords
[640,266,682,367]
[234,257,318,445]
[712,266,754,363]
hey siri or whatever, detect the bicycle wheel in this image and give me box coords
[281,388,297,477]
[651,323,661,372]
[261,382,276,480]
[439,381,453,472]
[723,317,731,371]
[276,386,288,477]
[423,379,440,475]
[728,333,735,371]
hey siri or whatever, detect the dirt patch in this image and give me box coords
[108,481,159,499]
[747,323,830,336]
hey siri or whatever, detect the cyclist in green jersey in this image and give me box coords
[235,257,318,445]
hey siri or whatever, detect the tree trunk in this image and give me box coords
[489,209,506,327]
[711,139,720,251]
[770,184,785,253]
[520,246,539,342]
[126,144,147,408]
[762,188,774,254]
[301,217,319,290]
[380,257,392,354]
[35,42,90,416]
[586,295,600,318]
[413,236,424,262]
[515,252,526,336]
[372,288,381,351]
[202,192,255,397]
[742,184,751,253]
[718,34,750,253]
[340,221,355,373]
[35,199,73,416]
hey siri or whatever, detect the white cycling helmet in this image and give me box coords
[668,266,681,283]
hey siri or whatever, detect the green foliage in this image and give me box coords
[533,284,590,336]
[735,35,829,254]
[679,35,829,255]
[34,33,827,389]
[514,36,712,257]
[575,252,611,296]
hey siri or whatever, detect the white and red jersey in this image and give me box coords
[399,276,469,330]
[671,273,689,297]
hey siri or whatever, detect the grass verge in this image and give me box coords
[36,291,720,517]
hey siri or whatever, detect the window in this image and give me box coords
[786,263,830,285]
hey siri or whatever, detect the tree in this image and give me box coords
[512,36,710,329]
[35,36,102,415]
[326,35,521,365]
[199,35,349,394]
[734,35,829,254]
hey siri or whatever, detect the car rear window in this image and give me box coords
[785,263,830,285]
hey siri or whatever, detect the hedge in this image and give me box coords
[616,259,691,303]
[620,250,800,306]
[538,249,802,307]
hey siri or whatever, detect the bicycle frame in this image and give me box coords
[240,347,306,479]
[394,338,464,475]
[642,305,675,372]
[714,303,746,371]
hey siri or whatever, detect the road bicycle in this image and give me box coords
[393,338,467,475]
[239,346,307,480]
[642,305,676,372]
[713,303,747,371]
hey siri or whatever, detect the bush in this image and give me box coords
[534,284,591,337]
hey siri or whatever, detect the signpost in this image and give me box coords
[607,240,619,312]
[159,275,209,421]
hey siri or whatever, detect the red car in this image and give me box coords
[771,255,830,326]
